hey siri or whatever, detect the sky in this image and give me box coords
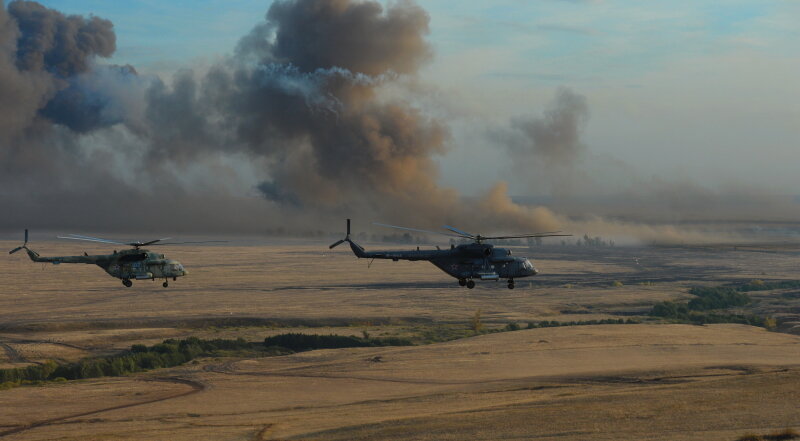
[3,0,799,239]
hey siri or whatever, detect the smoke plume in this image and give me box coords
[495,86,800,239]
[508,87,589,165]
[0,0,560,236]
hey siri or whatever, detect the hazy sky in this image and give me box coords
[28,0,800,196]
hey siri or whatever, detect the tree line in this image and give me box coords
[650,285,774,328]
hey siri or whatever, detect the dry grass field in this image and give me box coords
[1,239,800,440]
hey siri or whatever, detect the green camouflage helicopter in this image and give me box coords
[9,230,218,287]
[330,219,570,289]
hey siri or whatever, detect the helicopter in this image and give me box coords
[329,219,570,289]
[8,230,218,287]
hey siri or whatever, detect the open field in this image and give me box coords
[1,240,800,440]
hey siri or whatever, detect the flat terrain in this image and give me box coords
[1,240,800,440]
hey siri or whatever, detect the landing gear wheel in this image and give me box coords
[507,281,515,290]
[466,280,476,289]
[163,281,169,288]
[458,279,467,287]
[122,279,132,288]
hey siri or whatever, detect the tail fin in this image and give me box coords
[9,229,28,255]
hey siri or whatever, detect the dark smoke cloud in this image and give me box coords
[244,0,431,75]
[0,0,561,236]
[0,0,117,138]
[40,64,137,132]
[9,0,114,76]
[216,0,447,214]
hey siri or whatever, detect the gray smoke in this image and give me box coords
[494,87,591,197]
[496,86,800,228]
[9,0,114,76]
[507,87,589,164]
[0,0,117,138]
[0,0,561,235]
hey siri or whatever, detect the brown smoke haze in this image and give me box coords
[0,0,794,243]
[495,87,800,243]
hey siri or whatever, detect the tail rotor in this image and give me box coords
[329,219,351,249]
[9,229,28,254]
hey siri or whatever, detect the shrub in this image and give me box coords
[470,309,483,333]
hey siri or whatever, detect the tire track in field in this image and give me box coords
[0,342,26,364]
[0,376,205,438]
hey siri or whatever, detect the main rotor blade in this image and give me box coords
[9,247,23,255]
[484,233,573,240]
[329,239,346,249]
[138,238,172,246]
[58,234,128,246]
[372,223,465,238]
[147,240,228,246]
[441,225,475,239]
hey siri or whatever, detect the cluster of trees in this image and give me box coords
[650,304,771,327]
[575,234,615,247]
[497,318,638,333]
[263,333,411,351]
[650,285,774,328]
[651,286,751,319]
[522,318,638,329]
[736,279,800,292]
[554,235,615,247]
[686,286,751,310]
[0,337,258,388]
[0,360,59,385]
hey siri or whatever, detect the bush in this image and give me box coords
[470,309,483,333]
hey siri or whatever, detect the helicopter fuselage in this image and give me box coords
[20,247,187,285]
[345,241,538,286]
